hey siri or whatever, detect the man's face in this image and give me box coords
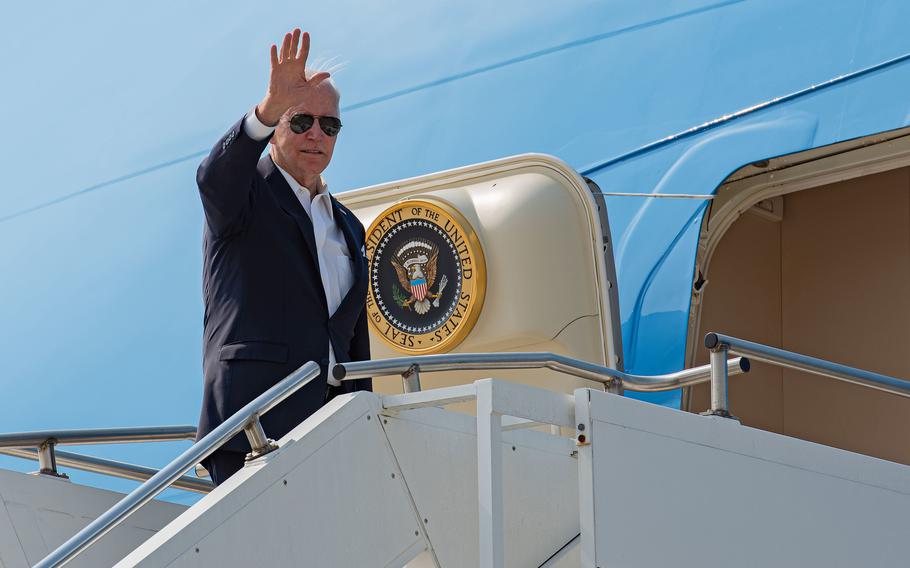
[270,83,340,183]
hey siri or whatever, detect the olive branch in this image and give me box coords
[392,284,410,308]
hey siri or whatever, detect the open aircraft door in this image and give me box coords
[339,153,624,397]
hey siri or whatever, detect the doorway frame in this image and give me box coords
[682,126,910,409]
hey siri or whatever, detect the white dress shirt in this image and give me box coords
[243,109,353,385]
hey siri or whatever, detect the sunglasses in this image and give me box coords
[288,113,343,137]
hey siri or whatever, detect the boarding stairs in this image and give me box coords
[3,334,910,567]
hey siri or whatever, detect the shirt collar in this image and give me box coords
[274,162,331,219]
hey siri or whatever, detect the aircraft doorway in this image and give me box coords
[685,131,910,465]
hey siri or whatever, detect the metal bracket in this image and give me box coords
[194,463,211,479]
[401,364,422,393]
[700,408,740,422]
[35,439,68,479]
[243,417,279,462]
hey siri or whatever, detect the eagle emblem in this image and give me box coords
[365,200,486,354]
[390,239,449,315]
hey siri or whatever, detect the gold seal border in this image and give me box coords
[365,198,487,355]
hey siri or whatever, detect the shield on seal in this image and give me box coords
[411,278,427,301]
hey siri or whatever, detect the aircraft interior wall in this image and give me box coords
[686,166,910,465]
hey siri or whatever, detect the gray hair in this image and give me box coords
[306,56,344,103]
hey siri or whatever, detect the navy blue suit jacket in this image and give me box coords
[196,115,371,453]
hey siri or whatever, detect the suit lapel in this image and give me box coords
[258,157,321,266]
[330,196,360,261]
[331,195,368,319]
[258,155,366,319]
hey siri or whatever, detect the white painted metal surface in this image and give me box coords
[118,392,426,567]
[384,403,579,567]
[115,381,579,568]
[539,535,580,567]
[476,380,504,568]
[20,376,910,567]
[0,469,184,568]
[575,388,910,567]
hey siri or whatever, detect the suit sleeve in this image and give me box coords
[349,223,373,393]
[196,114,273,238]
[348,306,373,393]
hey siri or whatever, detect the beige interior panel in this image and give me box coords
[781,168,910,463]
[689,166,910,464]
[688,212,784,434]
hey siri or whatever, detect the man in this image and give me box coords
[195,28,371,486]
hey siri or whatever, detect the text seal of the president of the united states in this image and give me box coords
[365,199,486,354]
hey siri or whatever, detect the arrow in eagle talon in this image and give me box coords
[433,275,448,307]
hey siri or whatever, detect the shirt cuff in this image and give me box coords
[242,106,276,141]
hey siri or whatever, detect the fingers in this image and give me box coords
[276,28,312,67]
[298,31,311,64]
[289,28,301,61]
[309,71,331,87]
[270,44,279,67]
[279,32,292,63]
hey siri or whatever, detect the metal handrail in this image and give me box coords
[704,332,910,416]
[0,425,197,449]
[0,448,213,494]
[0,425,199,479]
[333,351,750,394]
[38,351,749,566]
[36,361,322,568]
[0,426,196,448]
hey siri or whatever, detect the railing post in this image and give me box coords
[476,380,504,568]
[36,439,67,478]
[710,347,729,414]
[401,364,421,393]
[243,416,278,461]
[704,343,736,419]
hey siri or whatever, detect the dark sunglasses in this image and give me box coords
[288,113,343,137]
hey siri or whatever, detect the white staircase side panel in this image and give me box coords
[385,406,579,568]
[539,535,579,568]
[118,392,425,568]
[0,495,30,568]
[407,537,580,568]
[0,469,185,568]
[577,388,910,567]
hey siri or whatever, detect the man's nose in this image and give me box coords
[305,120,325,140]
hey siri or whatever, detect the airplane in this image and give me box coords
[2,1,910,565]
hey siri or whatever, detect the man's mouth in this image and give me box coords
[300,149,322,154]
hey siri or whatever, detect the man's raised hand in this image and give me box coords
[255,29,331,127]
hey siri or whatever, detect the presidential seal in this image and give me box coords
[365,199,486,354]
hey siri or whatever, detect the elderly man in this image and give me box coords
[195,28,371,486]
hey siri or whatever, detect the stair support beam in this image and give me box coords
[477,379,504,568]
